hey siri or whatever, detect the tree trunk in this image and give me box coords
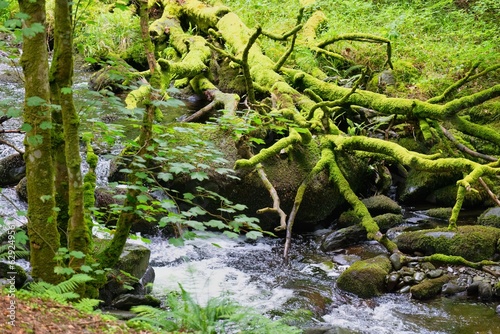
[50,0,89,270]
[18,0,60,283]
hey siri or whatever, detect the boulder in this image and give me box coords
[321,214,403,251]
[478,207,500,228]
[110,293,161,310]
[0,262,30,289]
[394,225,500,262]
[0,154,25,186]
[336,255,392,298]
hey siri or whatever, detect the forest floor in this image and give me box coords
[0,294,154,334]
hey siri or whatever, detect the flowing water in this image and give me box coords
[1,59,500,333]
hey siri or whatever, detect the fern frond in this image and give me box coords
[73,298,101,313]
[130,305,177,331]
[49,273,94,295]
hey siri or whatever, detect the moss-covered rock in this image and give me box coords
[116,243,151,280]
[426,183,488,208]
[336,255,392,298]
[425,207,453,220]
[398,168,462,205]
[410,275,449,300]
[478,207,500,228]
[394,225,500,262]
[361,195,402,216]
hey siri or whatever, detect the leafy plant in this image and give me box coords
[129,284,301,334]
[22,273,94,303]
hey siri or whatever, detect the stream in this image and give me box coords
[1,59,500,333]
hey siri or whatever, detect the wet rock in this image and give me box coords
[398,285,411,293]
[478,282,493,301]
[413,271,426,283]
[410,275,450,300]
[15,177,27,202]
[394,225,500,262]
[390,253,402,270]
[0,154,25,186]
[427,269,444,278]
[320,225,366,251]
[496,304,500,315]
[478,207,500,229]
[441,282,466,296]
[0,262,29,289]
[98,242,152,306]
[386,273,400,292]
[110,293,161,310]
[336,255,392,298]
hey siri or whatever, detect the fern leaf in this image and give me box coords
[50,273,93,295]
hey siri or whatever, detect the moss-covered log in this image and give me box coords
[112,0,500,267]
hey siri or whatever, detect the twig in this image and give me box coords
[440,124,497,162]
[478,177,500,207]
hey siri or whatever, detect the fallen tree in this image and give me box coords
[111,0,500,265]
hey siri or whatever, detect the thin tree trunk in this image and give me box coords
[50,0,89,269]
[19,0,61,283]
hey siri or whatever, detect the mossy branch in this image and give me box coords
[317,33,393,69]
[284,150,329,263]
[428,63,500,104]
[404,254,498,270]
[234,128,304,169]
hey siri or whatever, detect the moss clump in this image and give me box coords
[336,255,392,298]
[362,195,402,216]
[410,275,449,300]
[426,207,453,220]
[395,225,500,262]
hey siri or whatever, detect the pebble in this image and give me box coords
[427,269,443,278]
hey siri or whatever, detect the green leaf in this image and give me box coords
[191,171,208,181]
[136,194,150,203]
[169,238,185,247]
[7,107,21,118]
[249,137,266,145]
[21,123,32,132]
[186,206,207,216]
[158,172,173,182]
[69,250,86,259]
[85,57,97,64]
[54,266,76,276]
[27,134,43,146]
[61,87,72,94]
[26,96,46,107]
[183,192,195,201]
[205,219,227,229]
[245,231,263,240]
[40,121,52,130]
[223,231,239,239]
[185,220,206,231]
[80,265,93,273]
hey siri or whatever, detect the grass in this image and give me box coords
[211,0,499,99]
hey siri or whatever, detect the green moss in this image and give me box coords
[410,275,449,300]
[336,255,392,298]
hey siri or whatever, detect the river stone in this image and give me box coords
[427,269,443,278]
[336,255,392,298]
[386,273,400,292]
[390,253,402,270]
[0,154,25,186]
[413,271,426,283]
[478,281,493,301]
[478,207,500,228]
[394,225,500,262]
[320,225,366,251]
[496,304,500,315]
[441,282,466,295]
[116,243,151,279]
[110,293,161,310]
[15,177,27,202]
[410,275,449,300]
